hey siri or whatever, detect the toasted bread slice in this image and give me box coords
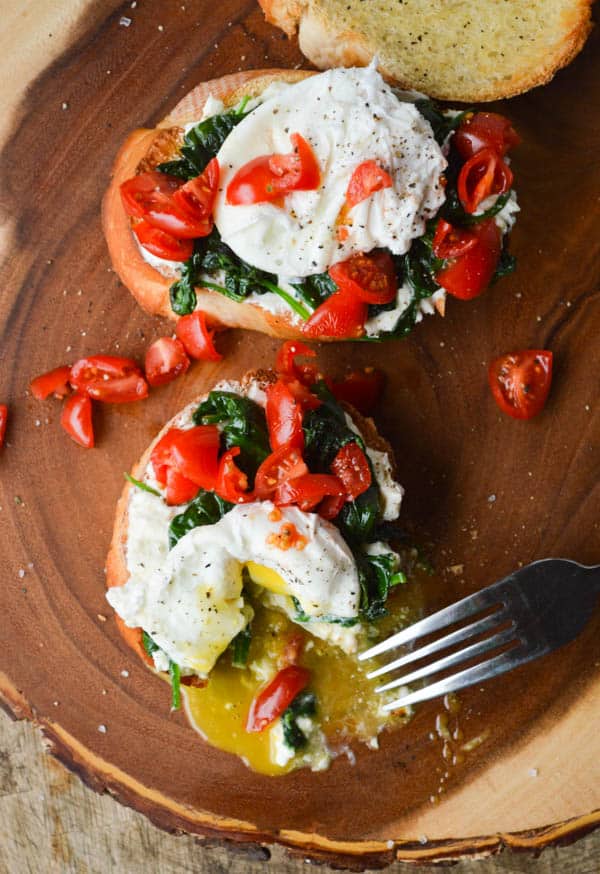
[103,69,317,338]
[259,0,593,102]
[106,368,395,665]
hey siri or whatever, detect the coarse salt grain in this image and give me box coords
[121,670,129,678]
[98,724,107,734]
[119,16,132,26]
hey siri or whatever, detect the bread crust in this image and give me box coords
[105,370,397,665]
[103,69,324,338]
[259,0,593,103]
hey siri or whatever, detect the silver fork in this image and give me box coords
[359,558,600,711]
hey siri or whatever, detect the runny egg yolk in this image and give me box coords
[245,562,289,596]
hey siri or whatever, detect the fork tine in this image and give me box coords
[381,641,549,711]
[366,609,509,680]
[375,624,517,692]
[359,581,507,661]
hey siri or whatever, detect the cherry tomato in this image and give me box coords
[454,112,521,160]
[246,665,311,733]
[318,492,346,520]
[133,219,193,261]
[457,148,513,215]
[345,160,392,209]
[266,380,304,452]
[144,338,190,387]
[165,466,199,505]
[330,368,385,415]
[435,219,501,300]
[274,473,345,512]
[226,133,319,205]
[276,341,318,386]
[175,311,222,361]
[432,219,477,260]
[60,394,94,448]
[331,442,372,500]
[216,447,254,503]
[169,425,220,489]
[488,349,553,420]
[171,158,219,236]
[30,365,72,400]
[254,446,308,500]
[70,355,149,403]
[0,405,7,449]
[302,290,367,339]
[120,171,181,219]
[329,250,397,305]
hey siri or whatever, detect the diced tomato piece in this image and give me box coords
[151,428,186,487]
[302,289,367,339]
[254,446,308,500]
[457,148,513,215]
[171,158,220,237]
[30,365,72,400]
[70,355,149,404]
[488,349,553,420]
[435,219,501,300]
[120,171,181,219]
[215,447,254,503]
[330,368,385,415]
[432,219,477,260]
[226,133,320,205]
[328,250,397,305]
[331,442,372,500]
[133,220,193,261]
[345,160,392,209]
[165,466,199,505]
[274,473,345,512]
[318,492,346,520]
[265,380,304,452]
[454,112,521,160]
[275,341,318,386]
[175,311,222,361]
[0,405,7,449]
[144,338,190,387]
[60,394,94,448]
[169,426,220,489]
[246,665,310,733]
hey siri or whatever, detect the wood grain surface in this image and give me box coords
[1,0,600,870]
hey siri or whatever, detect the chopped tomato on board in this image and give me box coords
[216,447,254,503]
[266,380,304,451]
[330,368,385,415]
[0,405,7,449]
[454,112,521,160]
[226,133,320,205]
[70,355,149,403]
[329,250,397,305]
[331,442,372,500]
[435,219,501,300]
[274,473,345,512]
[254,446,308,500]
[169,425,220,489]
[60,394,94,448]
[30,365,72,400]
[275,341,318,387]
[175,311,222,361]
[345,160,392,209]
[432,219,477,260]
[488,349,553,420]
[144,338,190,387]
[246,665,311,733]
[133,220,193,261]
[302,289,367,339]
[457,148,513,215]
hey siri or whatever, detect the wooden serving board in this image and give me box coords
[1,1,599,867]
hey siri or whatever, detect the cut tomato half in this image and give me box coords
[488,349,553,420]
[61,394,94,448]
[30,365,72,400]
[145,337,190,387]
[175,311,222,361]
[254,446,308,500]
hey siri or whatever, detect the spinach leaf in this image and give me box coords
[493,244,517,282]
[356,551,406,621]
[231,624,252,668]
[291,271,337,310]
[193,391,270,480]
[142,631,159,658]
[413,99,471,146]
[169,490,233,548]
[281,690,317,750]
[169,660,181,710]
[291,597,360,627]
[157,102,251,180]
[169,253,203,315]
[337,484,381,544]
